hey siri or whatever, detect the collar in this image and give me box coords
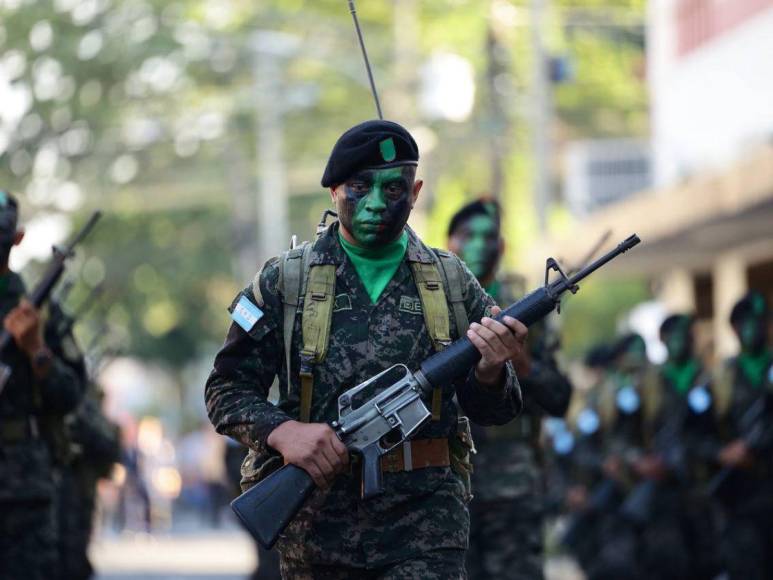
[309,222,436,266]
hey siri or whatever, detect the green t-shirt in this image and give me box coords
[338,230,408,303]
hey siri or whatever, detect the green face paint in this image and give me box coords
[337,166,414,248]
[738,315,766,353]
[453,214,500,280]
[664,317,692,363]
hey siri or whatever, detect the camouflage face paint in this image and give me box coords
[739,315,766,353]
[336,166,415,248]
[665,317,692,362]
[453,214,500,280]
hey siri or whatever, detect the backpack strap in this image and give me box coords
[436,251,470,336]
[298,262,336,422]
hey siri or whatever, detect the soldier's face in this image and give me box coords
[449,215,502,281]
[664,319,692,362]
[333,166,420,247]
[736,315,767,353]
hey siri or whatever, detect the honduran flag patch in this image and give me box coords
[231,295,264,332]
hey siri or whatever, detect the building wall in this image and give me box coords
[649,0,773,187]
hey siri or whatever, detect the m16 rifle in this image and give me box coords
[231,234,641,548]
[0,211,101,394]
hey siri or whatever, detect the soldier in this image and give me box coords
[0,191,87,580]
[446,198,572,580]
[206,120,528,578]
[713,291,773,580]
[628,314,720,580]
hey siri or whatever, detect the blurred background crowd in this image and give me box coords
[1,0,772,578]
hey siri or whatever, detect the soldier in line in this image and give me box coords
[206,120,529,578]
[446,198,572,580]
[713,291,773,580]
[0,191,87,580]
[626,314,721,580]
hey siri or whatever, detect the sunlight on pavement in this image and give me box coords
[91,531,257,579]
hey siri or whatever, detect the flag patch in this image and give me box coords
[232,295,264,332]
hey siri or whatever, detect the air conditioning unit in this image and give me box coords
[564,139,652,216]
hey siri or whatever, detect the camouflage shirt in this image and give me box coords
[0,272,86,502]
[470,279,572,502]
[206,224,522,567]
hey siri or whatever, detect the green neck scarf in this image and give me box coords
[663,358,700,396]
[738,350,772,389]
[339,230,409,304]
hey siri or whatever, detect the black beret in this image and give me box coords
[447,198,501,237]
[730,291,768,325]
[321,120,419,188]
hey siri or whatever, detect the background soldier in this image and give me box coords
[713,291,773,580]
[206,120,528,579]
[447,198,572,580]
[0,191,87,580]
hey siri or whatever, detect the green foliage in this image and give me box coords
[559,275,651,359]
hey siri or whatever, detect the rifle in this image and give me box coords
[707,393,769,501]
[231,234,641,548]
[0,211,101,393]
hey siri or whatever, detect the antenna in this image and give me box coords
[347,0,384,119]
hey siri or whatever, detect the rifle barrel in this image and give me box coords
[565,234,640,287]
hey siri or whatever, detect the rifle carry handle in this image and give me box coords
[230,464,315,549]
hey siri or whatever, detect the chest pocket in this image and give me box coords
[275,240,470,424]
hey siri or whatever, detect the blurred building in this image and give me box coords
[534,0,773,358]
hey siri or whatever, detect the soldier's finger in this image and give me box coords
[467,327,496,360]
[482,318,520,352]
[330,434,349,464]
[319,442,344,474]
[501,316,528,342]
[470,322,508,360]
[302,461,328,489]
[312,453,338,487]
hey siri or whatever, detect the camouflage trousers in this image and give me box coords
[279,548,467,579]
[0,499,58,580]
[466,496,544,580]
[57,470,97,580]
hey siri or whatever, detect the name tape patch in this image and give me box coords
[232,295,264,332]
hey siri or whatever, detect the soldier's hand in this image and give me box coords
[566,485,588,511]
[634,454,666,480]
[469,306,528,387]
[718,439,753,469]
[267,420,349,489]
[4,299,45,358]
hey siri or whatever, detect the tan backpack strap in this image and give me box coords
[279,245,308,397]
[713,363,734,420]
[436,252,470,336]
[411,258,456,422]
[298,262,336,422]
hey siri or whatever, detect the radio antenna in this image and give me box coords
[347,0,384,119]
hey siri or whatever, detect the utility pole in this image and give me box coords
[251,32,299,263]
[531,0,551,233]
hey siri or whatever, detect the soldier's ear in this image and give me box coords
[411,180,423,207]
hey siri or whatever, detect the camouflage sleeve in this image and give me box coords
[452,257,522,425]
[521,354,572,417]
[205,258,292,454]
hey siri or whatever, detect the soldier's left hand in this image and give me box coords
[4,299,45,358]
[719,439,754,469]
[468,305,528,387]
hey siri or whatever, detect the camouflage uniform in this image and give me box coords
[466,281,572,580]
[56,381,121,580]
[633,362,721,580]
[0,272,86,580]
[714,355,773,580]
[206,224,522,578]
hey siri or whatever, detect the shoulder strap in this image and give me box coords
[410,262,452,351]
[298,262,336,422]
[436,251,470,336]
[277,244,311,400]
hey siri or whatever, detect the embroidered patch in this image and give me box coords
[379,137,396,162]
[399,295,423,316]
[333,293,352,313]
[231,295,263,332]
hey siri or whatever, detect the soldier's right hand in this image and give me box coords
[267,420,349,489]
